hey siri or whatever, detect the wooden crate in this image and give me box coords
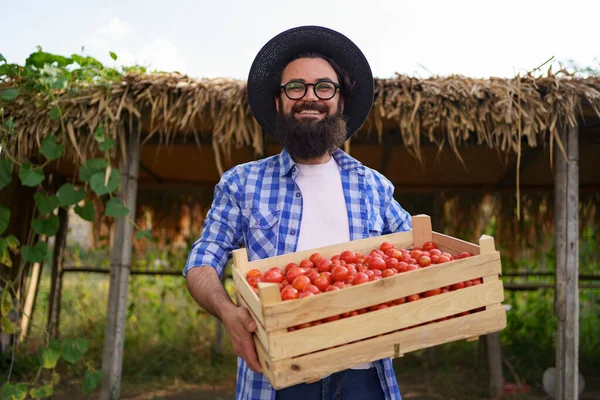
[232,214,506,389]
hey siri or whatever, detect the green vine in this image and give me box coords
[0,48,150,399]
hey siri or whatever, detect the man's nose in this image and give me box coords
[302,87,319,102]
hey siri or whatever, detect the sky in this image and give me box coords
[1,0,598,80]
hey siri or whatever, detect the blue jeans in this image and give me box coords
[274,368,386,400]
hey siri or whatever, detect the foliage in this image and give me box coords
[0,48,147,398]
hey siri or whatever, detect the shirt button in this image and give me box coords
[291,167,296,172]
[295,192,300,197]
[290,230,296,235]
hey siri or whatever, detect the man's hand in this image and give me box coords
[222,305,262,373]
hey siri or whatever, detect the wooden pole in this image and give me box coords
[554,123,579,400]
[47,207,69,339]
[18,235,47,342]
[100,128,140,400]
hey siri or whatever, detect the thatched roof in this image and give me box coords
[2,72,600,175]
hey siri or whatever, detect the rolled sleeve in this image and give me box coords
[382,180,412,234]
[183,171,244,278]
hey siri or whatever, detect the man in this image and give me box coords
[184,26,411,400]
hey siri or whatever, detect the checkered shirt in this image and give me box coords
[184,148,411,400]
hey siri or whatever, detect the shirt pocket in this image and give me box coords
[242,208,281,260]
[368,211,386,236]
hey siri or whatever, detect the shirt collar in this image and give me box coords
[277,148,363,177]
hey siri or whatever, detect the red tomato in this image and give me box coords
[451,282,465,290]
[281,279,289,286]
[285,267,306,282]
[441,252,453,259]
[392,297,406,305]
[281,287,298,300]
[309,252,323,265]
[429,249,442,256]
[368,256,387,271]
[364,270,375,279]
[407,294,420,302]
[405,264,419,272]
[292,275,311,291]
[431,255,441,264]
[422,288,442,297]
[458,251,472,259]
[339,250,357,264]
[284,263,299,274]
[320,271,333,283]
[408,258,418,265]
[386,248,403,260]
[345,274,355,284]
[303,284,320,295]
[386,257,399,269]
[382,269,397,278]
[409,250,422,260]
[331,255,340,261]
[298,291,315,299]
[317,258,332,273]
[422,241,437,251]
[332,281,345,289]
[299,259,314,270]
[247,276,261,287]
[372,269,383,277]
[307,269,320,283]
[263,268,284,283]
[401,253,412,263]
[464,280,473,287]
[353,272,369,285]
[314,276,330,292]
[370,276,383,282]
[471,278,483,285]
[396,261,408,272]
[347,265,357,276]
[331,265,349,282]
[418,256,432,268]
[380,241,394,252]
[437,255,451,263]
[325,314,341,322]
[247,269,262,279]
[325,285,340,292]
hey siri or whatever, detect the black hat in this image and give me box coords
[247,25,374,139]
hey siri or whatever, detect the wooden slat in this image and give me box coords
[265,307,507,389]
[232,248,252,276]
[241,230,414,274]
[432,231,481,255]
[232,267,264,325]
[263,252,501,331]
[267,280,504,360]
[412,214,433,248]
[257,282,282,305]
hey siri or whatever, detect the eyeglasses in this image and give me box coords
[280,80,340,100]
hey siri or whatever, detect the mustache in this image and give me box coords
[291,102,329,114]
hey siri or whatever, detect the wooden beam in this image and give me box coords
[47,207,69,339]
[554,123,579,400]
[100,127,140,400]
[19,235,47,343]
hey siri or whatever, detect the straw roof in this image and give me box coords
[2,72,600,174]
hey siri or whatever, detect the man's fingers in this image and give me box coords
[240,308,257,332]
[242,335,262,373]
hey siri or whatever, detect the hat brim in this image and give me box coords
[247,26,374,140]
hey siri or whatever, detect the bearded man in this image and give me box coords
[184,26,411,400]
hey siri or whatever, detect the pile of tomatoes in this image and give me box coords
[245,241,484,330]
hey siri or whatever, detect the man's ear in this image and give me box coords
[339,97,345,113]
[275,97,280,112]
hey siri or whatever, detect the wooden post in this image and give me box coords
[47,207,69,339]
[554,123,579,400]
[19,235,47,342]
[100,129,140,400]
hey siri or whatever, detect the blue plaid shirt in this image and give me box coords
[185,148,411,400]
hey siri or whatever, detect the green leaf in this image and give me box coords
[75,201,95,222]
[49,106,60,120]
[40,135,64,160]
[0,240,12,267]
[105,197,129,218]
[0,53,5,63]
[71,54,102,68]
[1,382,28,400]
[5,235,19,251]
[18,163,45,187]
[0,88,20,101]
[25,50,72,68]
[99,138,115,151]
[61,337,89,364]
[90,168,120,196]
[29,384,54,399]
[5,117,15,132]
[0,158,13,189]
[57,183,85,207]
[51,372,61,385]
[0,206,9,235]
[82,370,102,394]
[94,126,105,143]
[34,192,59,214]
[21,241,48,263]
[136,229,152,240]
[1,288,13,315]
[79,158,108,182]
[109,51,118,61]
[31,214,60,236]
[1,317,17,334]
[38,344,61,369]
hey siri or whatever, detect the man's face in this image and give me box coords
[272,57,348,161]
[275,57,343,120]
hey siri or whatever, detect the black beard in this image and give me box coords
[273,103,348,161]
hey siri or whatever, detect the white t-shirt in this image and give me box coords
[295,156,373,370]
